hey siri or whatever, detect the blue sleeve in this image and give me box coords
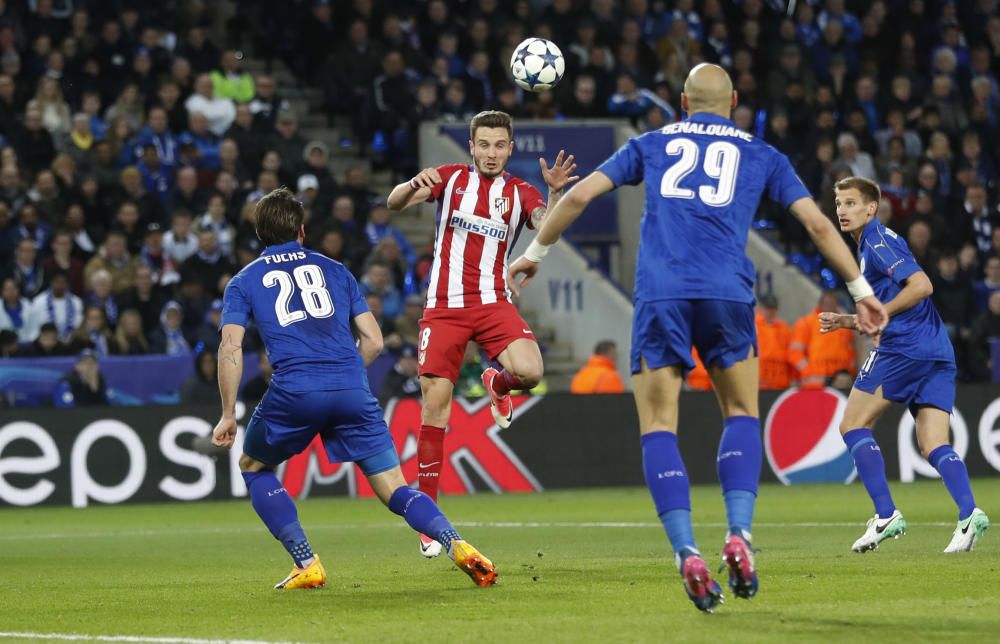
[881,233,922,285]
[597,138,644,187]
[220,273,252,328]
[347,271,369,319]
[766,149,811,208]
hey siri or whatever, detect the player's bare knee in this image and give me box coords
[515,361,543,387]
[239,454,267,473]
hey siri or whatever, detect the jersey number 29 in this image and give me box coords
[660,138,740,207]
[263,265,334,327]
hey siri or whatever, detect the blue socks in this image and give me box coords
[388,486,461,551]
[843,429,896,517]
[717,416,761,538]
[928,445,976,520]
[642,431,697,561]
[243,471,314,567]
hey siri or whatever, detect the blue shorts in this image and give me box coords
[854,349,956,415]
[631,299,757,376]
[243,384,400,475]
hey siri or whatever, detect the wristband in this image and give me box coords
[846,275,874,302]
[409,177,420,190]
[524,239,551,263]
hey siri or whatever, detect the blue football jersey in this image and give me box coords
[220,241,371,392]
[597,112,811,304]
[857,220,954,362]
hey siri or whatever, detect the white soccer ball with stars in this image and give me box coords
[510,37,565,92]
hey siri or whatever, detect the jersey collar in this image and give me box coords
[262,241,303,256]
[858,218,880,247]
[686,112,737,126]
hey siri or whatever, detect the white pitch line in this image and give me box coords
[0,633,300,644]
[0,520,953,541]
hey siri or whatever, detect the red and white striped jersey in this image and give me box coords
[424,164,546,309]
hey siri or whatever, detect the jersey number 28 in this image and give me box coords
[263,265,334,327]
[660,138,740,207]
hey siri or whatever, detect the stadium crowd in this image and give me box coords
[0,0,998,404]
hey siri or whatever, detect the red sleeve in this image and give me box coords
[427,164,465,203]
[519,181,547,229]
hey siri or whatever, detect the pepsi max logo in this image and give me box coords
[764,388,857,485]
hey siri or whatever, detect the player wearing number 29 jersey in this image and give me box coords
[509,65,886,613]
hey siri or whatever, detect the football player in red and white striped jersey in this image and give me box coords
[387,110,577,557]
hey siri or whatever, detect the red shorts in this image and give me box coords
[418,301,533,381]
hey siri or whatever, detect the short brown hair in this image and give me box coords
[834,176,881,203]
[469,110,513,140]
[254,187,304,246]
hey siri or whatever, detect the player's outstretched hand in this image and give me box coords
[539,150,580,192]
[818,312,855,333]
[410,167,442,190]
[212,416,237,449]
[507,255,539,298]
[855,295,888,338]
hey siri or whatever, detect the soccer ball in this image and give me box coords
[510,38,565,92]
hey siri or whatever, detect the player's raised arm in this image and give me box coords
[788,197,887,336]
[508,171,615,296]
[531,149,580,229]
[386,167,442,211]
[212,322,245,449]
[352,311,384,366]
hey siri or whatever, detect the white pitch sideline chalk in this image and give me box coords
[0,633,300,644]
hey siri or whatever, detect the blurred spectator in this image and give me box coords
[211,50,254,104]
[113,308,148,355]
[4,237,46,298]
[178,27,219,75]
[67,304,113,356]
[242,352,272,404]
[104,82,145,133]
[790,290,857,389]
[164,210,198,265]
[0,166,29,214]
[393,293,423,347]
[149,300,191,355]
[199,193,235,259]
[249,74,289,132]
[365,203,415,263]
[0,328,18,357]
[194,298,224,354]
[967,291,1000,381]
[23,321,69,357]
[835,132,876,181]
[0,276,34,343]
[364,291,401,351]
[62,112,96,169]
[134,106,178,171]
[570,340,625,394]
[179,112,221,171]
[360,261,402,319]
[269,110,306,177]
[974,255,1000,314]
[379,344,420,404]
[185,74,235,137]
[173,166,209,215]
[84,229,139,294]
[119,166,165,227]
[298,0,336,83]
[138,222,179,287]
[756,294,793,390]
[179,228,236,297]
[606,73,676,126]
[118,265,166,341]
[85,269,119,329]
[224,105,265,176]
[561,75,603,118]
[181,350,219,405]
[54,350,108,407]
[13,107,56,175]
[28,75,71,137]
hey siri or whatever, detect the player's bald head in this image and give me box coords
[682,64,736,116]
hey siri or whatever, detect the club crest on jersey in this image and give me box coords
[492,196,510,216]
[449,210,508,241]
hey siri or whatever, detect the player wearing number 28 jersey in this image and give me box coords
[211,188,497,590]
[509,65,887,612]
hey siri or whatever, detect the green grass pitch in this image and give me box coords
[2,480,998,643]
